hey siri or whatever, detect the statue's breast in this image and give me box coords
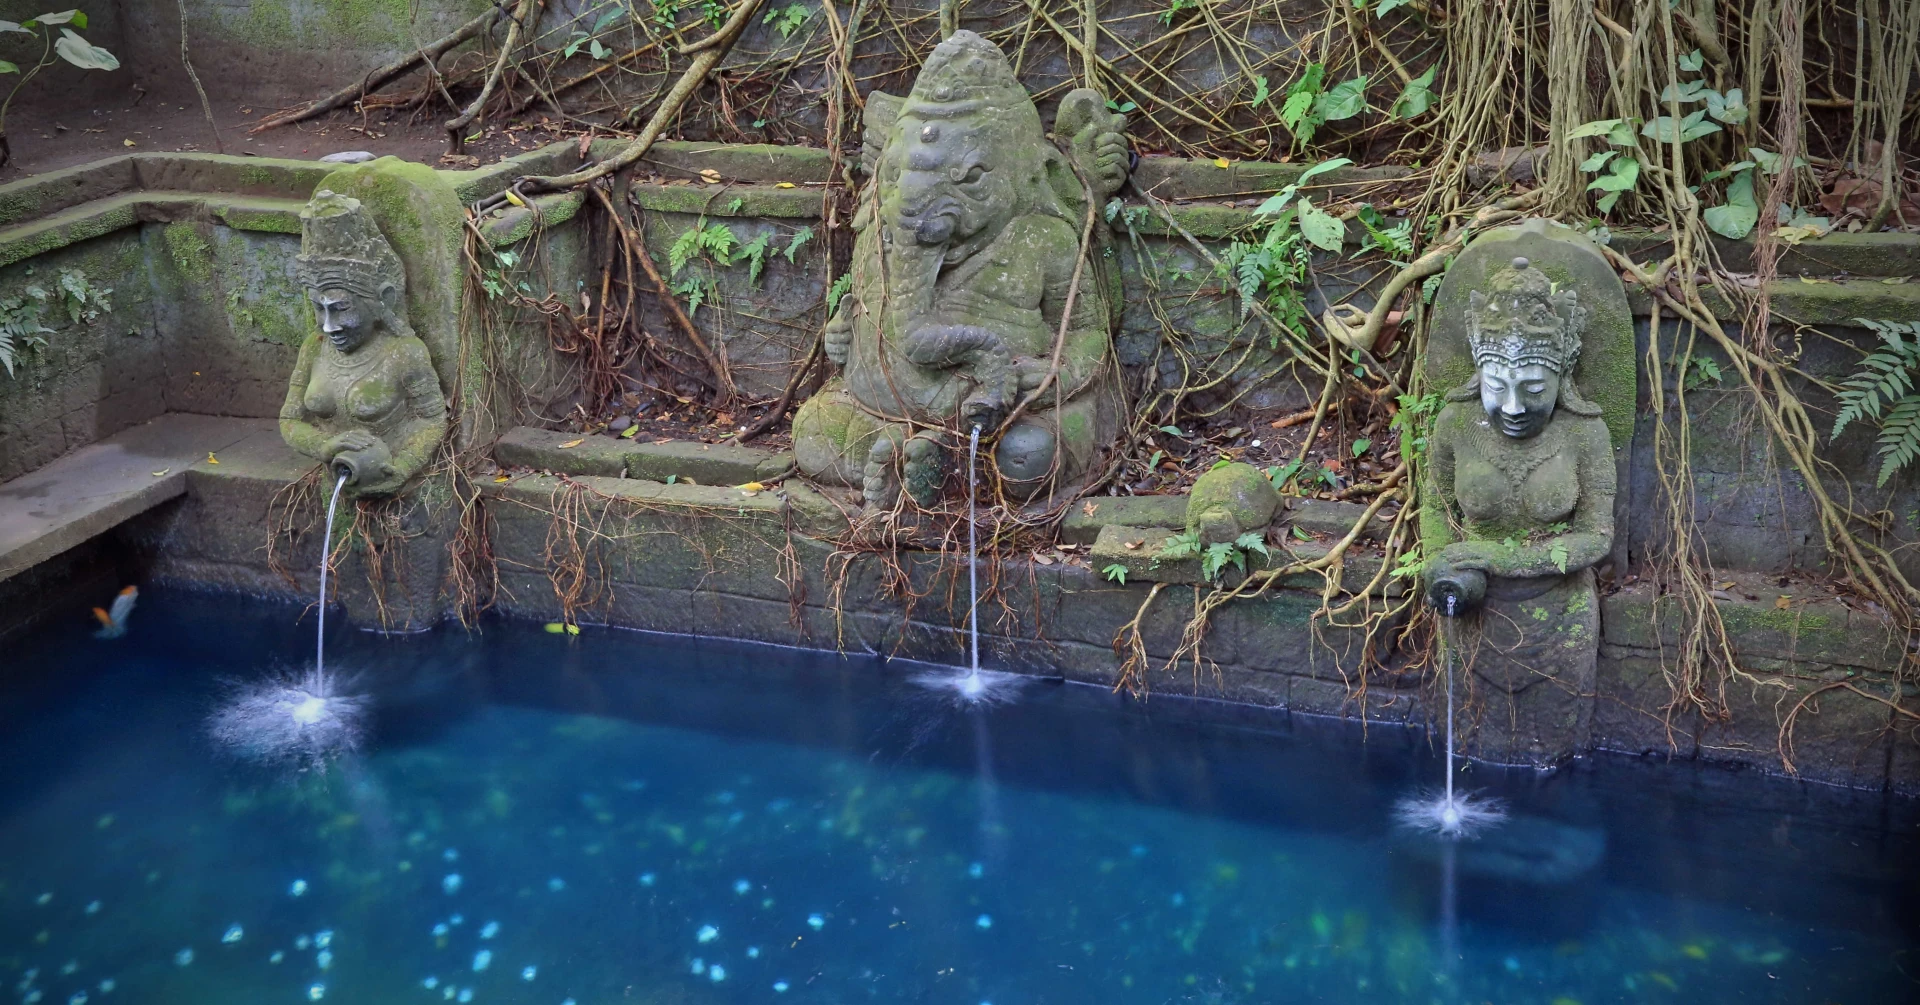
[303,351,403,426]
[1453,425,1580,528]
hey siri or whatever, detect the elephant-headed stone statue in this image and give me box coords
[792,29,1130,509]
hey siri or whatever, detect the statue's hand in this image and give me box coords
[323,429,377,459]
[1086,125,1129,197]
[1014,357,1050,393]
[823,311,853,368]
[1438,540,1497,572]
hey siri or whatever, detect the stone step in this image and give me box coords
[0,414,281,583]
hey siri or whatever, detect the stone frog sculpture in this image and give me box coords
[792,30,1129,508]
[279,190,448,498]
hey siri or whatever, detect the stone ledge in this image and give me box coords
[0,414,277,584]
[1601,576,1904,673]
[1061,494,1187,544]
[493,426,792,485]
[0,192,306,267]
[627,179,825,219]
[477,190,587,247]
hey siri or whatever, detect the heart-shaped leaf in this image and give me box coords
[54,29,118,71]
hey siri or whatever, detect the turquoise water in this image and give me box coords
[1,588,1916,1004]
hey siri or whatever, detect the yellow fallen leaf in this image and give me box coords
[775,182,796,189]
[1713,580,1736,590]
[1775,595,1792,609]
[151,468,170,477]
[1212,157,1230,168]
[699,168,721,184]
[1681,944,1708,960]
[1797,275,1832,284]
[619,424,639,438]
[205,452,219,465]
[123,138,135,147]
[738,481,767,492]
[504,190,527,208]
[1883,276,1910,284]
[557,438,584,449]
[1124,540,1143,550]
[494,474,511,483]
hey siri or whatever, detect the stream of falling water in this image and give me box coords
[966,425,981,682]
[316,473,347,674]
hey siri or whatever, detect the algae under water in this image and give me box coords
[1,588,1917,1004]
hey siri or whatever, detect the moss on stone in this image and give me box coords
[163,222,215,285]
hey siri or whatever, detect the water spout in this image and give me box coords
[317,473,347,675]
[1393,594,1505,839]
[911,425,1020,706]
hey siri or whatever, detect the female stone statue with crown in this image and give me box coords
[279,189,449,498]
[1423,254,1617,756]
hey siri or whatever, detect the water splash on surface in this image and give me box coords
[207,667,369,769]
[913,426,1025,706]
[1395,596,1505,840]
[207,474,368,769]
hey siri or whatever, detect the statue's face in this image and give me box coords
[1479,361,1559,439]
[310,286,373,353]
[883,116,1015,250]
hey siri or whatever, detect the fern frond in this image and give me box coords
[1875,398,1920,486]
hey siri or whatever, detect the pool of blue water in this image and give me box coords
[2,587,1917,1004]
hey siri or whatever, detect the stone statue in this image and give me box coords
[1423,249,1618,761]
[792,30,1130,508]
[279,190,448,498]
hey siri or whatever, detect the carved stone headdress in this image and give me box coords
[900,30,1040,130]
[295,189,406,302]
[1464,256,1585,374]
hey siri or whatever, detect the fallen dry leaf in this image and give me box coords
[494,475,511,483]
[1775,595,1793,610]
[151,468,169,477]
[775,182,796,189]
[557,438,585,449]
[1124,539,1143,550]
[1033,553,1056,566]
[1082,501,1099,517]
[699,168,722,184]
[738,481,767,492]
[205,452,219,465]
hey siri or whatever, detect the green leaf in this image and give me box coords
[1657,79,1708,104]
[1706,87,1747,124]
[1703,170,1758,239]
[1595,191,1624,214]
[1351,437,1371,457]
[1250,74,1269,107]
[1642,109,1720,144]
[1678,49,1704,72]
[1157,424,1184,436]
[1279,90,1315,130]
[1296,157,1354,187]
[1313,75,1370,122]
[826,272,853,314]
[783,224,814,264]
[1390,65,1435,119]
[35,10,81,26]
[1585,156,1640,193]
[1235,531,1270,558]
[1578,149,1617,173]
[1296,198,1345,252]
[1102,563,1128,585]
[589,39,608,59]
[0,21,28,35]
[1567,118,1624,140]
[1549,542,1570,574]
[1374,0,1412,15]
[1291,524,1311,541]
[53,29,117,71]
[0,60,16,74]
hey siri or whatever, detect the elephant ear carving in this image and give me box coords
[860,92,905,178]
[1053,87,1129,201]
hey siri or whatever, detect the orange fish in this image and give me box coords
[92,585,137,639]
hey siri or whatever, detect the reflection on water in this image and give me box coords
[1,588,1916,1004]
